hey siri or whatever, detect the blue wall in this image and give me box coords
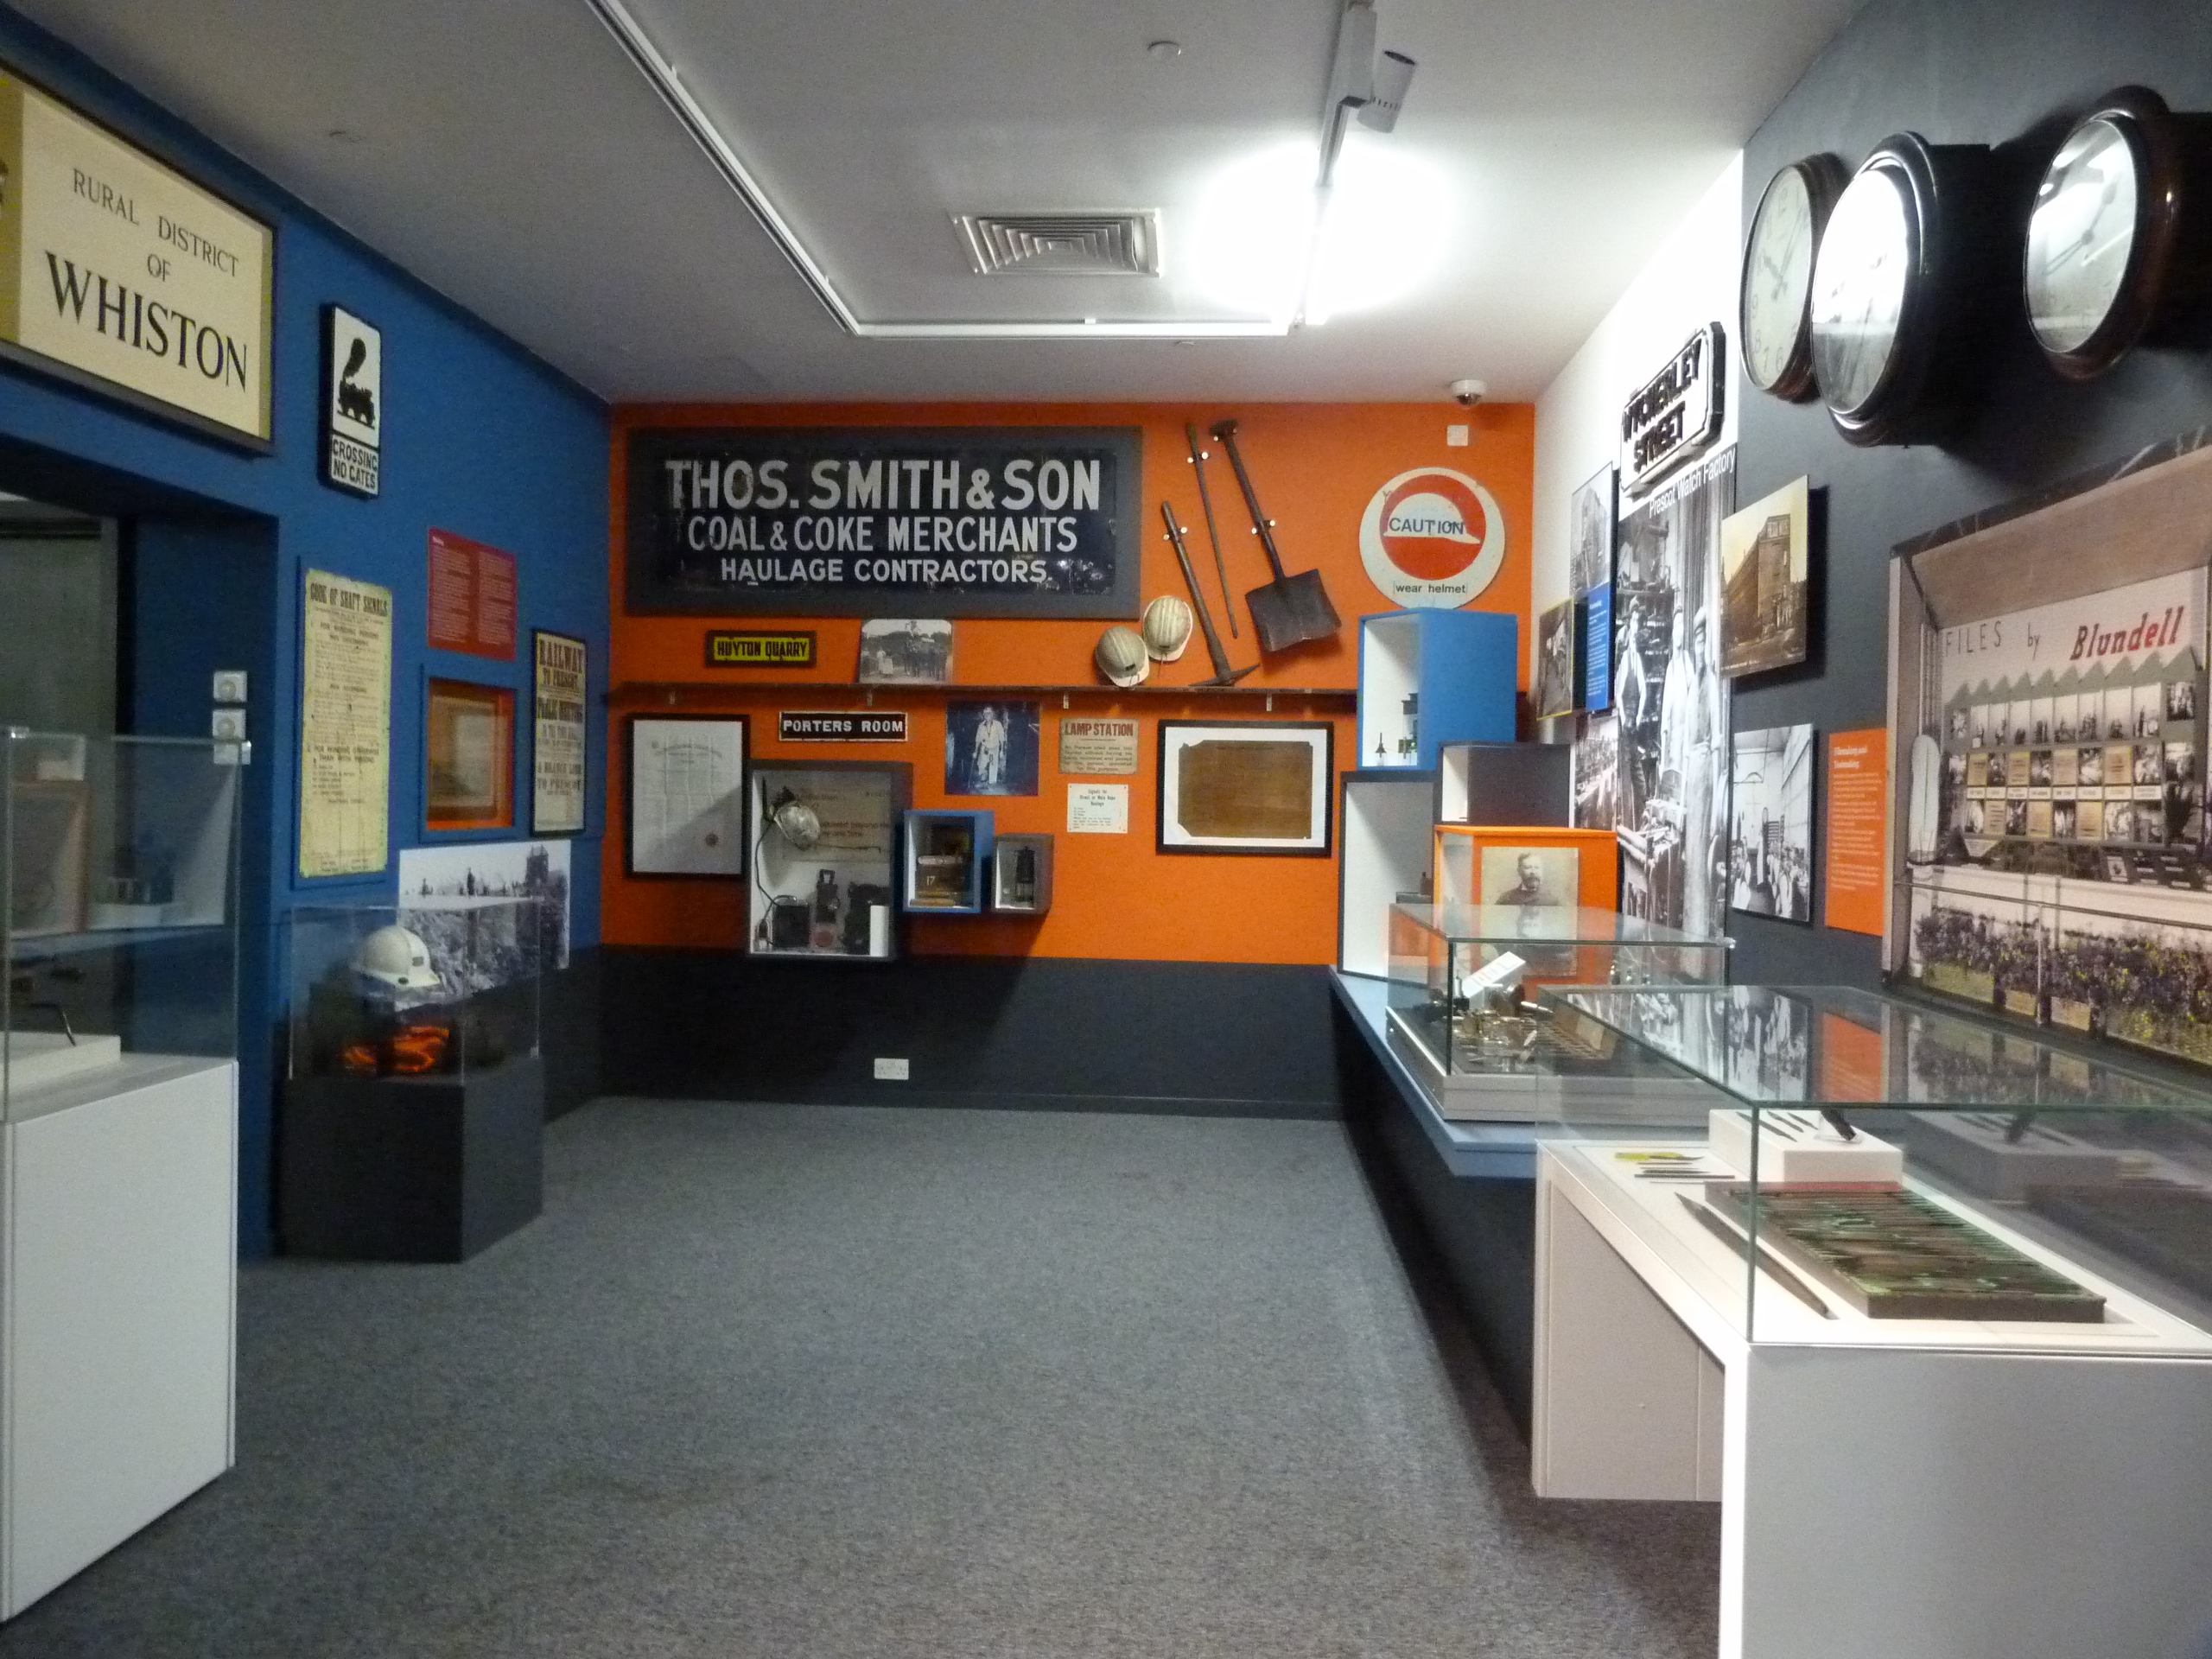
[0,7,610,1255]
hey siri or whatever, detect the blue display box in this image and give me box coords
[1356,610,1517,770]
[902,810,995,914]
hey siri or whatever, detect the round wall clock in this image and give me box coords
[1740,154,1847,401]
[2024,86,2212,381]
[1808,133,2004,447]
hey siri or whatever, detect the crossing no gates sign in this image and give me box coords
[1357,467,1506,609]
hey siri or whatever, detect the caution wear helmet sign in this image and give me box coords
[1357,467,1506,609]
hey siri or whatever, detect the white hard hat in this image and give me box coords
[1141,595,1195,662]
[1095,624,1151,688]
[353,924,442,990]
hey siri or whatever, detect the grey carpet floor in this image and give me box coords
[0,1099,1719,1658]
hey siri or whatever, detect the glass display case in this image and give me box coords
[1381,901,1729,1120]
[750,760,910,958]
[287,898,543,1085]
[1547,982,2212,1351]
[4,728,240,1112]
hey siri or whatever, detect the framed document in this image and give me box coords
[1156,720,1332,855]
[625,715,747,878]
[531,630,588,836]
[425,678,513,831]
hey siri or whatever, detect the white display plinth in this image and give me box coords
[0,1055,237,1616]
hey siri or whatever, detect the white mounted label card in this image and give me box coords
[1067,783,1128,834]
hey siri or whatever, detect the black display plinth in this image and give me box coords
[279,1055,544,1262]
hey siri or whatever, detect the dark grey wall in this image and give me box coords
[1731,0,2212,987]
[601,951,1343,1120]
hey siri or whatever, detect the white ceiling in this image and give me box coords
[14,0,1864,404]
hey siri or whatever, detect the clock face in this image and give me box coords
[1743,166,1819,391]
[1810,164,1913,417]
[2025,115,2142,356]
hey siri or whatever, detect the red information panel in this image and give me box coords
[427,527,518,659]
[1824,728,1888,937]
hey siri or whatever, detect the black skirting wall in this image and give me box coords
[599,949,1344,1119]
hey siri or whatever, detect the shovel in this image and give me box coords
[1160,502,1255,687]
[1210,418,1340,652]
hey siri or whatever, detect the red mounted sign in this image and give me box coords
[428,528,518,660]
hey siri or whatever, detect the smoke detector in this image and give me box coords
[954,212,1162,276]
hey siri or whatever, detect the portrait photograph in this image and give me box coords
[944,700,1040,797]
[1479,844,1580,909]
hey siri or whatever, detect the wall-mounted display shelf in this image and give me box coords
[904,810,995,914]
[1338,767,1437,977]
[1435,740,1570,826]
[991,834,1054,914]
[1357,610,1516,771]
[750,760,911,959]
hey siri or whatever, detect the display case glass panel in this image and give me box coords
[750,761,908,957]
[4,730,241,1115]
[1549,982,2212,1354]
[287,898,543,1084]
[1381,901,1729,1121]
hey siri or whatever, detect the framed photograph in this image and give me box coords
[1535,598,1580,720]
[531,630,588,836]
[1719,475,1811,678]
[1730,724,1816,923]
[1568,461,1615,599]
[424,678,513,831]
[945,700,1040,796]
[625,715,747,878]
[1156,720,1332,855]
[856,618,952,684]
[1479,844,1580,908]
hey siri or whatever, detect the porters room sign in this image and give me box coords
[0,64,274,448]
[626,426,1141,619]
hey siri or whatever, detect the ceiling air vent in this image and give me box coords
[954,212,1161,276]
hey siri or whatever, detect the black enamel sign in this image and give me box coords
[626,426,1143,618]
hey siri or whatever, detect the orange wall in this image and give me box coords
[605,401,1535,965]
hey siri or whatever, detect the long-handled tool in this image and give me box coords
[1182,421,1238,638]
[1160,502,1255,687]
[1210,417,1340,652]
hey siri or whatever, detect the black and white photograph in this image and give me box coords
[1572,713,1620,832]
[1535,599,1579,720]
[1479,844,1580,909]
[856,618,953,684]
[1611,446,1733,935]
[1718,474,1809,678]
[944,700,1040,797]
[1568,461,1615,599]
[397,837,571,983]
[2170,678,2198,721]
[1729,724,1815,923]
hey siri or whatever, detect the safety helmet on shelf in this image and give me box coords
[352,924,442,991]
[1094,624,1151,688]
[1141,595,1195,662]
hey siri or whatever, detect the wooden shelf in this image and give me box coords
[608,679,1357,706]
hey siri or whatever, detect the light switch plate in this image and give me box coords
[212,670,248,703]
[873,1058,910,1081]
[211,708,246,741]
